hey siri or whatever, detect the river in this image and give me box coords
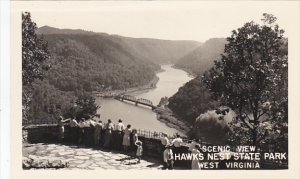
[95,65,193,135]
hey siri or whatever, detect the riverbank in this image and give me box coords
[154,106,192,136]
[93,71,162,98]
[171,65,196,78]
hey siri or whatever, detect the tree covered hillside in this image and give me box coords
[168,76,219,124]
[174,38,226,75]
[27,25,161,122]
[168,38,227,123]
[27,25,200,122]
[42,33,160,91]
[36,26,202,92]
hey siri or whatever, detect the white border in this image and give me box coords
[0,0,11,179]
[8,1,300,179]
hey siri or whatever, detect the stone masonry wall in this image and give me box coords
[23,125,189,162]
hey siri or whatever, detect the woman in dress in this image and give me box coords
[191,144,202,170]
[122,124,132,152]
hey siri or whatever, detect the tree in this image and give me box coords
[168,76,219,124]
[27,80,76,123]
[22,12,50,123]
[203,14,288,151]
[22,12,50,86]
[71,92,100,121]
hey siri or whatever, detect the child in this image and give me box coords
[135,140,143,163]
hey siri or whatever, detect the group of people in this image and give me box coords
[58,116,143,163]
[58,116,202,169]
[160,133,202,170]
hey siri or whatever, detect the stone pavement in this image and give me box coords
[23,143,163,170]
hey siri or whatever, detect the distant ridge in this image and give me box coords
[37,25,202,64]
[37,25,101,35]
[37,25,200,43]
[174,38,227,75]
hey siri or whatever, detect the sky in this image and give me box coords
[27,1,294,42]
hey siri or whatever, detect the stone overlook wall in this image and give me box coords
[23,125,190,160]
[25,125,59,143]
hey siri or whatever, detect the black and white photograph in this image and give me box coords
[10,0,297,173]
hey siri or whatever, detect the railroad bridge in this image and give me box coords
[115,95,156,110]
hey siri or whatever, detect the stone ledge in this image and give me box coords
[23,155,69,169]
[23,124,58,129]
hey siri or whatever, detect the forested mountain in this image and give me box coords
[174,38,227,75]
[168,76,219,124]
[41,33,160,91]
[37,26,201,64]
[168,38,227,123]
[28,25,200,121]
[36,26,202,92]
[169,36,288,126]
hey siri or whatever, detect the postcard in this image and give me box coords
[7,1,300,179]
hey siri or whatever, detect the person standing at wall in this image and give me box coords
[130,129,139,155]
[104,119,114,149]
[69,117,79,144]
[171,134,183,166]
[122,124,132,153]
[163,144,174,170]
[115,119,125,150]
[161,133,170,147]
[172,134,183,148]
[94,120,103,147]
[132,129,138,143]
[87,117,96,146]
[187,138,199,168]
[188,138,197,152]
[191,144,202,170]
[82,117,94,146]
[57,116,70,142]
[160,133,169,162]
[78,118,86,145]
